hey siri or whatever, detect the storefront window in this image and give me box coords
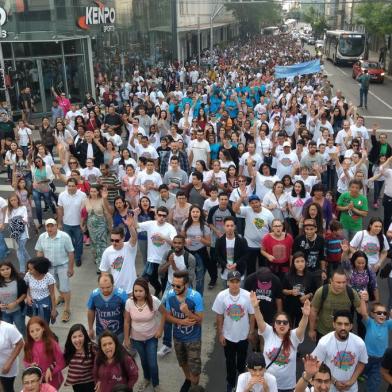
[65,56,87,102]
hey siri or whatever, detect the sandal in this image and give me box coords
[56,296,65,306]
[61,310,71,323]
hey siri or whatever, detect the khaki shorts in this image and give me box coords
[174,339,202,375]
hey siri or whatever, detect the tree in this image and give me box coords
[226,2,282,36]
[303,6,329,39]
[356,1,392,74]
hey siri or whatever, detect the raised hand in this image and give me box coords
[250,291,259,308]
[302,299,311,317]
[302,354,321,377]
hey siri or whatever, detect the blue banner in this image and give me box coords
[274,59,321,79]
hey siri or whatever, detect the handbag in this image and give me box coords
[265,341,284,370]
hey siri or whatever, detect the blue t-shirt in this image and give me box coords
[363,317,392,357]
[165,287,204,342]
[87,287,128,336]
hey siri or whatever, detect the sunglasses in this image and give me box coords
[275,320,289,326]
[374,311,388,316]
[171,284,184,289]
[157,213,167,218]
[69,161,78,165]
[110,238,121,243]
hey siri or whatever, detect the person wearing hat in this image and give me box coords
[35,218,75,323]
[212,270,255,392]
[235,352,278,392]
[232,194,274,276]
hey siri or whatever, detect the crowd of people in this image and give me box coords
[0,33,392,392]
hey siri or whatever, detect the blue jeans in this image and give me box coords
[32,189,53,225]
[63,224,83,263]
[132,337,159,386]
[364,356,382,391]
[16,237,30,273]
[189,250,206,295]
[2,309,26,336]
[374,181,384,203]
[360,88,368,107]
[0,231,9,261]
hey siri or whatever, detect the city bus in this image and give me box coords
[262,26,279,36]
[324,30,366,64]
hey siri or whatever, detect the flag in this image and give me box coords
[275,59,321,79]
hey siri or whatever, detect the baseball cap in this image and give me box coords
[246,352,266,369]
[283,141,291,148]
[45,218,57,226]
[248,195,260,202]
[227,271,241,281]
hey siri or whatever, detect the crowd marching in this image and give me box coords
[1,33,392,392]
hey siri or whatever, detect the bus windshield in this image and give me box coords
[338,36,365,57]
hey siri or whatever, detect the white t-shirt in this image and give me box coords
[58,190,87,226]
[212,288,254,342]
[261,324,302,390]
[99,242,137,293]
[239,152,263,178]
[229,186,255,206]
[236,371,278,392]
[312,332,368,392]
[168,254,187,284]
[262,192,288,220]
[286,194,311,221]
[189,139,210,167]
[18,127,32,146]
[293,175,320,194]
[350,230,389,266]
[221,237,236,279]
[204,170,227,186]
[134,141,159,160]
[81,167,102,183]
[237,206,274,248]
[0,321,23,378]
[0,197,7,223]
[136,171,163,206]
[203,198,219,214]
[255,174,281,200]
[137,221,177,264]
[275,150,299,178]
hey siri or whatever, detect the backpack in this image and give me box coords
[319,284,356,316]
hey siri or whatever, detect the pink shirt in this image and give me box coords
[125,296,161,340]
[23,340,65,389]
[22,384,57,392]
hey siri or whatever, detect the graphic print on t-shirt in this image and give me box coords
[226,303,245,321]
[256,280,272,302]
[111,256,124,271]
[362,242,379,256]
[267,347,289,366]
[151,233,165,247]
[332,350,355,371]
[253,217,265,230]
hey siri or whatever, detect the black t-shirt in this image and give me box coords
[244,270,282,324]
[282,272,315,314]
[0,120,15,139]
[293,235,325,271]
[104,113,122,127]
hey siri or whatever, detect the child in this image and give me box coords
[360,302,392,392]
[369,155,386,208]
[202,186,219,216]
[12,176,34,229]
[24,257,57,325]
[325,190,338,219]
[235,352,277,392]
[324,220,345,276]
[24,316,65,389]
[121,164,139,209]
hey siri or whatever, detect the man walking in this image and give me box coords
[35,218,74,322]
[357,69,370,109]
[57,177,87,267]
[212,271,255,392]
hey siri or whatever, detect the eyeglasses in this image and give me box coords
[275,320,289,326]
[171,284,184,289]
[374,311,388,316]
[110,238,121,243]
[157,213,167,218]
[69,161,78,165]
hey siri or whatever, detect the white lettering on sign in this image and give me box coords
[0,7,6,26]
[85,6,115,25]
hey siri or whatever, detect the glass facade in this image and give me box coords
[0,0,174,114]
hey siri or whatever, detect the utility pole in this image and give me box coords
[197,16,200,65]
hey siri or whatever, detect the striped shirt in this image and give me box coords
[65,351,95,386]
[99,174,120,203]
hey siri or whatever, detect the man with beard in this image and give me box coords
[312,310,368,392]
[295,355,332,392]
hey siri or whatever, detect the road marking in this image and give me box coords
[336,67,348,76]
[368,90,392,111]
[363,116,392,120]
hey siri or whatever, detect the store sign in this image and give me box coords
[0,7,8,38]
[77,0,115,32]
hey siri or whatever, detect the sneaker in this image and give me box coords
[153,386,162,392]
[136,379,150,392]
[180,379,191,392]
[208,280,216,289]
[157,344,172,357]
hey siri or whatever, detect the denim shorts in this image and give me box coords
[50,264,70,292]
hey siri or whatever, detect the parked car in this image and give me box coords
[307,36,316,45]
[352,60,385,83]
[315,40,324,49]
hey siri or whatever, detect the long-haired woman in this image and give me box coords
[181,205,211,294]
[251,291,310,392]
[93,331,138,392]
[63,324,96,392]
[123,278,165,392]
[24,317,65,389]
